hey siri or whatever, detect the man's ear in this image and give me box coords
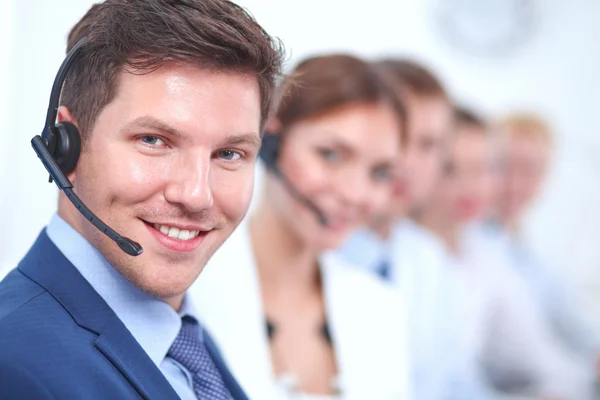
[56,105,80,182]
[57,105,75,124]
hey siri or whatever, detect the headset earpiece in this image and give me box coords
[257,131,329,226]
[259,132,281,169]
[52,121,81,175]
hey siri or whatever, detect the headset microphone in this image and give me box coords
[30,37,143,257]
[259,133,328,226]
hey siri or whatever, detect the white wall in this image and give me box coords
[0,0,94,275]
[0,0,15,269]
[2,0,599,321]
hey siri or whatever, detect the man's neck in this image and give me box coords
[162,295,185,311]
[416,209,460,255]
[500,214,521,237]
[369,216,394,240]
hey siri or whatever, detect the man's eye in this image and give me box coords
[140,136,165,146]
[217,150,241,161]
[373,167,392,182]
[318,148,341,163]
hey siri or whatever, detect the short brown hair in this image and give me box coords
[62,0,285,138]
[274,54,406,142]
[376,59,448,99]
[455,105,487,130]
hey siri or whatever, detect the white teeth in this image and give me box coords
[178,230,190,240]
[153,224,201,241]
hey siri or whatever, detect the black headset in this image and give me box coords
[259,133,328,226]
[31,37,143,256]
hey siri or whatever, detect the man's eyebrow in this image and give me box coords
[122,116,261,147]
[220,133,262,148]
[316,135,357,155]
[121,116,184,140]
[328,139,355,154]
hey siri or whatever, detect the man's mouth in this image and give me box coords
[324,215,357,232]
[141,220,212,252]
[151,224,202,241]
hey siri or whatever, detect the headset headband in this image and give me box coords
[43,37,87,136]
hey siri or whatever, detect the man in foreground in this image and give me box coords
[0,0,283,398]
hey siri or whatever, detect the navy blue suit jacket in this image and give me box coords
[0,231,249,400]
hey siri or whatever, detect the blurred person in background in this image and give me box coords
[492,113,600,388]
[417,107,594,400]
[335,60,485,399]
[189,54,410,400]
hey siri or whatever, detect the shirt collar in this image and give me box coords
[46,213,199,366]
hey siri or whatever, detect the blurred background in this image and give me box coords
[1,0,598,327]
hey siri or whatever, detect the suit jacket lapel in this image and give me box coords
[203,331,249,400]
[96,314,181,399]
[321,253,381,396]
[321,253,410,399]
[19,231,180,400]
[319,255,354,392]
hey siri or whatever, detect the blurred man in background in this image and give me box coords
[491,114,600,391]
[419,107,594,400]
[337,59,453,282]
[335,60,492,399]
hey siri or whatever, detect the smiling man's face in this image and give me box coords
[59,62,261,308]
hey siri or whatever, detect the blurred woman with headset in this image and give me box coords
[189,54,409,400]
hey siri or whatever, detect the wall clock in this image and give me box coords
[433,0,537,57]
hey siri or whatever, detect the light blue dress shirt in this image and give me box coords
[46,213,198,400]
[335,226,393,280]
[478,222,600,363]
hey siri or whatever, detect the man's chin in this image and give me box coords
[315,230,353,253]
[134,274,196,304]
[120,259,204,303]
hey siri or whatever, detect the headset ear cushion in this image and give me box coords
[259,132,281,168]
[54,121,81,175]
